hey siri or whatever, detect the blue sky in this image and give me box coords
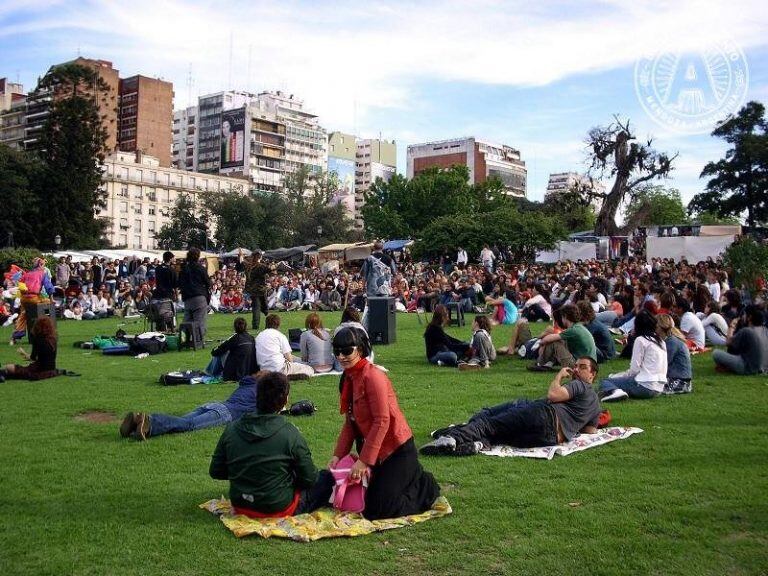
[2,0,767,207]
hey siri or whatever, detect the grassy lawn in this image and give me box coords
[1,311,766,576]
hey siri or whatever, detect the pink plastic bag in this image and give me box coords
[330,454,368,513]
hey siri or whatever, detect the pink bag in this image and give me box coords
[330,454,368,513]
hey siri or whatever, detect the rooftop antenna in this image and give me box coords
[186,63,194,107]
[227,31,233,89]
[247,44,252,93]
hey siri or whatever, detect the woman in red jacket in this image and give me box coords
[329,327,440,520]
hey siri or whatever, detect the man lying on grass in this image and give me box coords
[420,356,601,456]
[119,371,265,441]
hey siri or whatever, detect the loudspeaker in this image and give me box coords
[25,301,56,343]
[367,297,396,345]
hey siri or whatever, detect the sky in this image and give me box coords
[2,0,767,205]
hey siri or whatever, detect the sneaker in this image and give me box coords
[518,344,527,358]
[437,360,445,367]
[430,424,463,439]
[601,389,629,402]
[119,412,136,438]
[133,412,150,440]
[609,327,624,336]
[420,435,457,456]
[458,361,481,371]
[454,441,483,456]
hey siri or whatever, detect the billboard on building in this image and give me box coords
[220,108,246,170]
[328,156,355,197]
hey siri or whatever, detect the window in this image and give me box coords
[119,201,128,214]
[148,207,156,216]
[134,219,142,232]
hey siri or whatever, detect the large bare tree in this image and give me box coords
[585,117,677,236]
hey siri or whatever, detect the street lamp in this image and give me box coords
[54,235,61,250]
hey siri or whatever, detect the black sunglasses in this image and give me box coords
[333,346,356,357]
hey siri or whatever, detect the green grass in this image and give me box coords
[1,312,767,576]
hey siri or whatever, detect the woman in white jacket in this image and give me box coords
[599,310,667,402]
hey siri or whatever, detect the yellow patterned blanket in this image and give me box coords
[200,496,452,541]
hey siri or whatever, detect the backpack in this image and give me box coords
[130,333,168,355]
[159,370,221,386]
[365,255,392,296]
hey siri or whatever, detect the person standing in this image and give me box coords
[360,240,396,330]
[151,251,179,332]
[456,246,468,269]
[245,249,271,330]
[179,247,211,336]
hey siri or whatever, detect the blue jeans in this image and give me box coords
[430,351,458,367]
[471,399,535,422]
[712,350,746,374]
[205,353,228,377]
[599,376,660,399]
[149,402,232,437]
[447,399,557,448]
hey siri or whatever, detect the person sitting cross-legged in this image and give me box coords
[421,356,601,456]
[712,305,768,375]
[209,371,333,518]
[120,372,265,440]
[528,303,596,371]
[206,317,258,382]
[255,314,314,379]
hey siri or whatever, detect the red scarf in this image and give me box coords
[339,358,369,413]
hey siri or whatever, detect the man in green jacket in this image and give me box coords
[209,371,331,517]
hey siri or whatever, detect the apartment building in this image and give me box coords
[0,78,25,149]
[100,151,245,250]
[118,75,174,166]
[355,139,396,229]
[407,137,526,197]
[172,106,198,171]
[545,171,604,210]
[1,59,173,165]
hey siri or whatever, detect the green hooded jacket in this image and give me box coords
[210,413,317,513]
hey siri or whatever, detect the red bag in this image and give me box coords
[330,454,368,513]
[598,409,612,429]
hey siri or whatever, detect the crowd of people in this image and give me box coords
[2,243,768,520]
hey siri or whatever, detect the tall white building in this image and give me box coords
[545,171,604,210]
[174,90,327,195]
[100,151,245,250]
[355,139,396,229]
[172,106,198,171]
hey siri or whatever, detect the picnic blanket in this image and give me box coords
[200,496,452,541]
[481,426,643,460]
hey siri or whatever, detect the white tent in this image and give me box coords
[646,235,736,262]
[221,247,252,258]
[51,251,93,262]
[536,241,596,263]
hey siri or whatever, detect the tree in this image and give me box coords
[362,166,507,239]
[205,192,265,250]
[688,210,740,225]
[34,62,112,248]
[0,144,44,247]
[722,236,768,294]
[585,117,677,236]
[415,206,562,262]
[688,101,768,227]
[623,185,688,228]
[154,193,213,249]
[543,189,596,233]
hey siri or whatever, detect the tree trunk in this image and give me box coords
[594,176,627,236]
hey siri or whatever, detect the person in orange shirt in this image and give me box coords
[328,327,440,520]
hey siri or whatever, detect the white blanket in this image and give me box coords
[481,426,643,460]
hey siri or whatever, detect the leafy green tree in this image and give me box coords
[0,144,44,247]
[722,236,768,293]
[689,101,768,227]
[585,117,677,236]
[154,193,213,249]
[34,62,112,248]
[623,185,688,228]
[415,206,562,262]
[205,192,265,250]
[689,210,740,225]
[543,189,596,233]
[363,166,491,239]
